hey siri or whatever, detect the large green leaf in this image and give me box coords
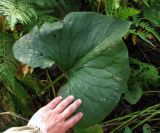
[13,12,131,127]
[124,80,143,104]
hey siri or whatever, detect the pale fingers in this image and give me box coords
[61,99,81,119]
[44,96,62,110]
[54,95,74,113]
[64,112,83,130]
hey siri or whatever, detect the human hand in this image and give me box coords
[28,96,83,133]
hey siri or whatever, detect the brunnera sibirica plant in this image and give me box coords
[13,12,131,128]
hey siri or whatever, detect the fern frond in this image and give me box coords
[85,0,99,5]
[144,16,160,27]
[114,7,140,19]
[130,58,160,90]
[131,14,160,46]
[0,0,37,30]
[139,21,160,42]
[85,0,99,11]
[16,74,45,95]
[142,0,150,7]
[129,29,154,46]
[26,0,56,6]
[0,89,16,112]
[0,86,32,115]
[0,32,32,114]
[105,0,120,15]
[9,90,32,114]
[132,15,141,25]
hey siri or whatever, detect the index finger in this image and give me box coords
[44,96,62,110]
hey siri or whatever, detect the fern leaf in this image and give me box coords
[139,21,160,42]
[114,7,140,19]
[25,0,56,6]
[85,0,99,11]
[129,29,155,46]
[105,0,120,15]
[130,58,160,90]
[142,0,150,7]
[132,15,141,25]
[16,74,45,95]
[0,32,31,114]
[0,0,37,30]
[0,89,16,112]
[144,16,160,27]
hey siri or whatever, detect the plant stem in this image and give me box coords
[97,0,101,13]
[46,70,56,97]
[44,73,65,94]
[110,114,138,133]
[133,110,160,129]
[0,112,29,122]
[144,91,160,94]
[102,104,160,132]
[101,107,149,126]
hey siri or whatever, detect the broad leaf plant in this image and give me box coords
[13,12,131,127]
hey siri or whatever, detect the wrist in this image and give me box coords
[27,124,44,133]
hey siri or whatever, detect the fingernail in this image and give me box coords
[77,99,82,104]
[79,112,83,117]
[69,95,74,100]
[58,96,62,99]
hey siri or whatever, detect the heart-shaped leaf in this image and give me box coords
[124,80,143,104]
[13,12,131,127]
